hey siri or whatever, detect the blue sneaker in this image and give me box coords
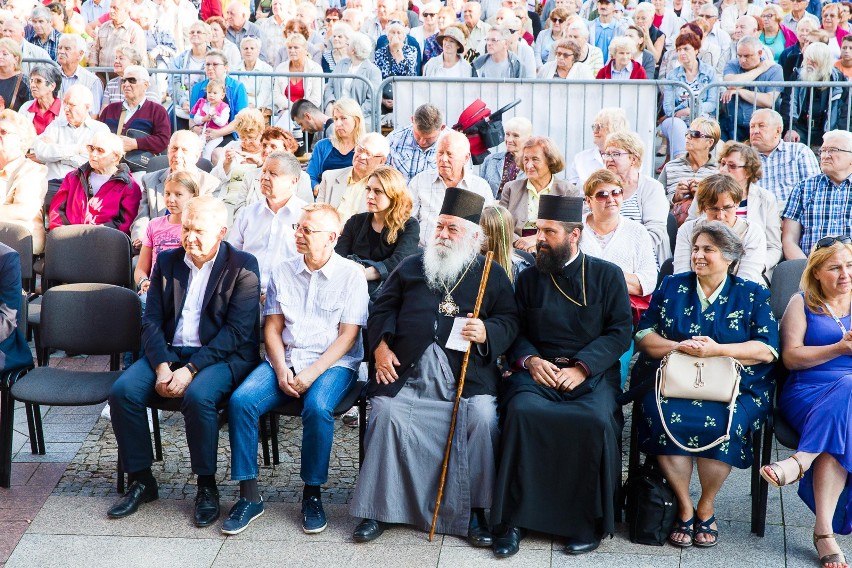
[301,496,327,534]
[221,497,265,535]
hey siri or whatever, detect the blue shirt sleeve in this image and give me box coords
[307,139,332,188]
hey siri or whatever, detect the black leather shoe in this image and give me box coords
[468,508,493,547]
[563,537,601,555]
[492,526,522,558]
[194,486,220,527]
[107,481,158,519]
[353,518,386,543]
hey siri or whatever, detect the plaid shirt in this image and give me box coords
[26,29,61,61]
[782,172,852,255]
[386,125,438,182]
[759,140,821,203]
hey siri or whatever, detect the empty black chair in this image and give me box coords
[4,284,140,485]
[667,213,678,256]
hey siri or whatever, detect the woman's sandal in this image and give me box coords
[813,533,849,568]
[760,455,805,488]
[668,515,694,548]
[693,515,719,548]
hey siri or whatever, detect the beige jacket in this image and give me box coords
[499,177,581,238]
[0,156,48,254]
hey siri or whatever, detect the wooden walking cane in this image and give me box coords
[428,251,494,542]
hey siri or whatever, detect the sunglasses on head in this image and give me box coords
[592,188,624,201]
[816,235,852,250]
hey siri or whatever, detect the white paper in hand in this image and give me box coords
[446,317,471,352]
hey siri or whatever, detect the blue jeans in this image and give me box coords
[228,362,356,485]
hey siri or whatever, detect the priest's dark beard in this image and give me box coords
[535,240,574,274]
[423,233,482,293]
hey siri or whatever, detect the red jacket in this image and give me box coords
[596,60,647,80]
[48,163,141,235]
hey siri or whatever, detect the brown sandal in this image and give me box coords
[813,533,849,568]
[760,455,805,488]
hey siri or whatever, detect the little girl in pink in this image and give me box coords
[190,79,230,160]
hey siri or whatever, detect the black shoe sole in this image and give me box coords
[107,494,158,519]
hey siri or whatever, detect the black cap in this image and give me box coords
[439,187,485,224]
[537,195,584,223]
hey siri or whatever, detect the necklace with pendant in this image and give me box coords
[438,258,476,317]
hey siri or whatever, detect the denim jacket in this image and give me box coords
[663,61,719,118]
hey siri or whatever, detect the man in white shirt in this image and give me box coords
[31,85,109,184]
[107,196,261,529]
[228,151,307,297]
[223,203,368,537]
[409,130,495,247]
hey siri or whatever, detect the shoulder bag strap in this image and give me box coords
[654,359,742,453]
[9,73,22,108]
[116,109,128,136]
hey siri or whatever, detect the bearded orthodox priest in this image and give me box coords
[349,187,519,546]
[490,194,633,557]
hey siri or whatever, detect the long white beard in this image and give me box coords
[423,235,480,293]
[800,65,829,83]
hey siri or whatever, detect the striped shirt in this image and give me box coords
[758,140,821,203]
[782,172,852,255]
[264,253,368,373]
[387,125,438,182]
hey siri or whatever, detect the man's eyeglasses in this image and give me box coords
[354,145,380,159]
[706,204,738,213]
[120,77,138,84]
[292,224,333,236]
[686,129,713,139]
[819,147,852,156]
[816,235,852,249]
[592,188,624,201]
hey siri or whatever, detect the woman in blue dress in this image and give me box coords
[633,221,779,548]
[762,237,852,568]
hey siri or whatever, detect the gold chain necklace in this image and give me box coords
[437,258,476,317]
[549,257,587,307]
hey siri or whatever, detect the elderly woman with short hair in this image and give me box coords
[423,24,472,78]
[0,109,48,253]
[19,64,62,135]
[536,38,593,79]
[603,130,671,263]
[634,219,778,548]
[533,7,571,65]
[596,36,648,79]
[323,32,381,129]
[788,42,848,147]
[205,16,241,71]
[674,173,767,283]
[375,20,419,112]
[48,131,141,235]
[322,21,352,73]
[760,4,798,62]
[567,107,629,186]
[499,135,582,252]
[0,39,30,112]
[658,117,720,197]
[632,1,666,64]
[480,116,533,199]
[274,34,324,118]
[169,22,211,115]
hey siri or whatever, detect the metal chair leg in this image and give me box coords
[754,425,772,537]
[0,387,15,488]
[358,395,367,468]
[117,449,125,493]
[259,414,270,467]
[25,403,38,454]
[271,414,280,466]
[151,408,163,462]
[32,404,45,455]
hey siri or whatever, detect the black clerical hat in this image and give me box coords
[537,195,584,223]
[439,187,485,224]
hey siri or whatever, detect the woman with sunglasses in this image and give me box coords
[659,31,719,162]
[580,168,657,385]
[763,235,852,568]
[674,174,767,283]
[602,131,671,264]
[687,142,782,278]
[533,7,571,66]
[658,117,720,198]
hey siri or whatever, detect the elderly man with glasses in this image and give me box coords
[782,130,852,259]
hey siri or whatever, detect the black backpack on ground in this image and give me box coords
[623,458,678,546]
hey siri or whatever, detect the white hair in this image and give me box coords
[568,20,590,38]
[59,33,86,53]
[123,65,150,82]
[240,35,262,49]
[824,129,852,148]
[423,219,484,292]
[360,132,390,156]
[63,84,94,108]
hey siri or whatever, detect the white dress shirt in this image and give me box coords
[173,247,221,347]
[566,147,604,186]
[228,195,307,291]
[265,253,369,373]
[31,117,110,181]
[408,169,495,247]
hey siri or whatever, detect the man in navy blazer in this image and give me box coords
[107,196,261,527]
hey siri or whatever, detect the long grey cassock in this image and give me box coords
[349,344,498,536]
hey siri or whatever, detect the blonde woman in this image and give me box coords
[479,205,533,286]
[307,97,365,187]
[273,34,323,117]
[211,108,265,207]
[0,39,29,111]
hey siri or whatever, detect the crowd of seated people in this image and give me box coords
[5,0,852,564]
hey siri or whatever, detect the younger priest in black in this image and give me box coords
[349,188,519,545]
[490,194,633,557]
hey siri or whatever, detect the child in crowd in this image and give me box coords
[134,171,200,302]
[190,79,230,160]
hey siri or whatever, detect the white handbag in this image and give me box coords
[655,350,743,453]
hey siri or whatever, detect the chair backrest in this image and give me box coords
[0,221,33,280]
[43,225,133,288]
[144,155,169,173]
[39,283,140,354]
[197,158,213,173]
[770,259,807,320]
[666,213,678,256]
[656,257,674,289]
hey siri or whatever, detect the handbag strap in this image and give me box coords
[654,356,742,453]
[9,73,22,108]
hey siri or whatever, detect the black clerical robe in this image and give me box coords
[367,252,519,398]
[490,251,632,541]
